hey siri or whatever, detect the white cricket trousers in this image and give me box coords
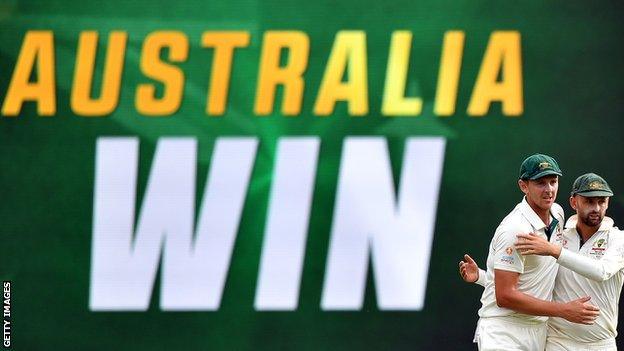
[474,317,548,351]
[546,335,616,351]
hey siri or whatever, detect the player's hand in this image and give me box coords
[560,296,600,325]
[459,254,480,283]
[515,233,562,258]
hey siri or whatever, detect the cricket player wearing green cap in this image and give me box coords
[515,173,622,350]
[459,155,600,350]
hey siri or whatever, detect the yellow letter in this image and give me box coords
[467,31,523,116]
[202,31,250,116]
[136,31,188,116]
[382,31,421,116]
[2,31,55,116]
[313,31,368,116]
[434,31,465,116]
[255,31,309,116]
[71,31,127,116]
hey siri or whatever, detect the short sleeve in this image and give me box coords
[492,227,525,273]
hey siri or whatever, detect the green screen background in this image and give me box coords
[1,0,624,349]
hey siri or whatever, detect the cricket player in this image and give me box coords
[459,154,600,351]
[515,173,622,350]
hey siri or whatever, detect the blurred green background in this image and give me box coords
[1,0,624,349]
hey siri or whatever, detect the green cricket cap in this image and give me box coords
[519,154,562,180]
[571,173,614,197]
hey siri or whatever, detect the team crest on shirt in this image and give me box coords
[590,238,607,259]
[555,231,568,248]
[553,225,566,247]
[505,247,513,255]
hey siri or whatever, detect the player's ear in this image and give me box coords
[569,196,577,210]
[518,179,528,194]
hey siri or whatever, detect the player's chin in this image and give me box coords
[541,198,554,208]
[586,217,601,227]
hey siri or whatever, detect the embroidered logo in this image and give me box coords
[505,247,513,255]
[590,239,607,259]
[589,181,604,190]
[538,162,551,170]
[500,256,515,265]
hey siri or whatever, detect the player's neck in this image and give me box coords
[526,200,551,225]
[576,222,600,243]
[537,211,551,226]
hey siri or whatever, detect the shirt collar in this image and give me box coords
[564,215,614,232]
[519,197,549,231]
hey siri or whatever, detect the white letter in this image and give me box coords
[321,137,445,310]
[89,137,257,311]
[161,138,257,310]
[254,137,320,310]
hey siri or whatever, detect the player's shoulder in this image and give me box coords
[498,204,530,230]
[551,202,565,219]
[597,217,618,233]
[596,218,624,245]
[496,213,530,239]
[607,223,623,236]
[606,226,624,247]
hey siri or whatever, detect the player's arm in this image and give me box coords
[516,231,624,282]
[494,226,599,323]
[459,254,487,287]
[495,269,599,324]
[515,233,562,258]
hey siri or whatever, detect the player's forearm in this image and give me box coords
[496,289,563,318]
[547,243,562,259]
[558,248,614,281]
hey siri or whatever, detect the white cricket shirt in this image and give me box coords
[478,198,565,323]
[548,215,624,343]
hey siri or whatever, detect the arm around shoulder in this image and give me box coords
[557,229,624,282]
